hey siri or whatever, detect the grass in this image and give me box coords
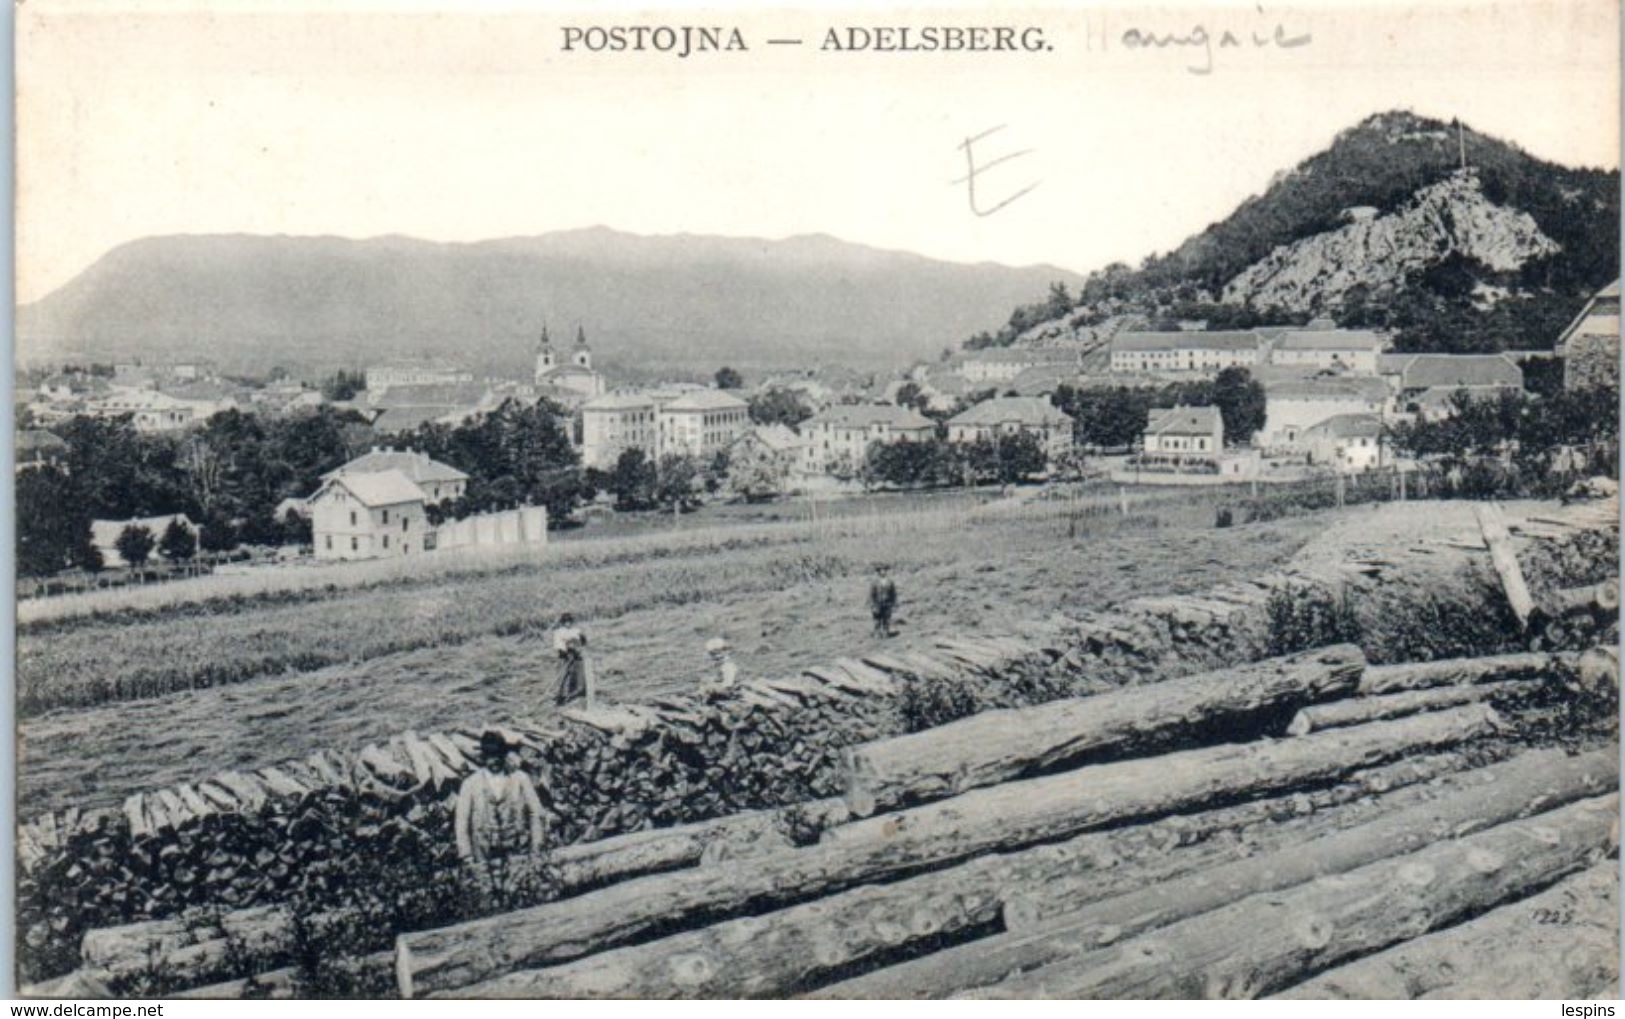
[20,483,1193,630]
[18,491,1330,818]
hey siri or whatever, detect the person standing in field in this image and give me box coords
[454,731,549,866]
[552,612,592,708]
[701,636,739,696]
[869,564,898,638]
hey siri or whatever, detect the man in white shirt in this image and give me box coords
[551,612,592,708]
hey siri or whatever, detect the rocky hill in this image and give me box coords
[974,111,1619,355]
[17,230,1085,377]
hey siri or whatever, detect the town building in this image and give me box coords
[1556,280,1620,390]
[1110,332,1263,374]
[726,424,807,499]
[1259,376,1391,450]
[90,514,199,567]
[946,396,1074,458]
[322,448,468,504]
[534,325,607,399]
[88,389,216,432]
[800,404,936,475]
[309,470,430,560]
[1301,414,1386,473]
[1267,322,1386,373]
[1384,353,1524,419]
[1142,405,1224,457]
[364,358,473,395]
[581,392,659,469]
[657,389,751,460]
[958,347,1084,385]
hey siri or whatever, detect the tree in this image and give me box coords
[115,524,157,568]
[995,429,1049,483]
[1210,367,1267,445]
[608,448,658,511]
[748,387,814,428]
[158,518,198,562]
[655,454,703,512]
[715,367,744,390]
[198,509,239,553]
[15,466,93,577]
[280,508,313,547]
[321,369,366,401]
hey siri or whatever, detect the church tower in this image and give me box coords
[572,325,593,370]
[534,325,556,383]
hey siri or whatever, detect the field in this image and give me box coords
[17,486,1330,819]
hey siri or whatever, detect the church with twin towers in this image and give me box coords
[533,324,607,399]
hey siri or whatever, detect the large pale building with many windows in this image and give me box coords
[657,389,750,460]
[581,393,659,469]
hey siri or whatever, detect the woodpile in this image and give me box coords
[18,497,1618,997]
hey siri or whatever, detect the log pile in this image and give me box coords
[18,498,1618,997]
[390,639,1614,1001]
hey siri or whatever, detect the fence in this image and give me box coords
[432,506,548,552]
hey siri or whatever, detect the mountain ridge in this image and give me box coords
[18,229,1087,376]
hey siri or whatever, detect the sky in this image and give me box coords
[15,0,1621,304]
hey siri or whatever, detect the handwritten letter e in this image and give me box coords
[955,125,1039,217]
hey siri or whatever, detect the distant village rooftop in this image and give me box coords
[948,395,1071,428]
[323,447,469,485]
[1112,331,1262,352]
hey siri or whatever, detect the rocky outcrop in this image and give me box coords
[1221,171,1559,313]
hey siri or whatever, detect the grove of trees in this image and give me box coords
[1052,366,1267,448]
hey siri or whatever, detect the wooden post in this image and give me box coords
[1118,486,1128,516]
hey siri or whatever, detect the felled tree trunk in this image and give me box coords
[395,705,1499,998]
[1357,652,1573,696]
[1275,862,1619,1000]
[1284,680,1527,736]
[809,747,1611,999]
[80,801,806,990]
[841,645,1364,815]
[972,794,1618,999]
[445,745,1566,999]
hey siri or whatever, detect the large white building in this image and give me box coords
[581,393,659,470]
[1269,323,1386,373]
[1110,332,1263,374]
[945,396,1074,458]
[800,404,936,475]
[958,347,1084,385]
[364,358,473,396]
[657,389,750,460]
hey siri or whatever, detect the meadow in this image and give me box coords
[17,486,1330,818]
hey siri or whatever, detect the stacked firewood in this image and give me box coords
[19,506,1616,994]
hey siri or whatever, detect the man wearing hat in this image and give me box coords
[869,563,898,638]
[453,731,549,866]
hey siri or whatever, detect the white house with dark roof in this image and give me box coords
[1110,332,1263,374]
[309,469,430,560]
[946,396,1074,457]
[322,447,469,504]
[1142,405,1224,456]
[801,404,936,475]
[1302,413,1386,473]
